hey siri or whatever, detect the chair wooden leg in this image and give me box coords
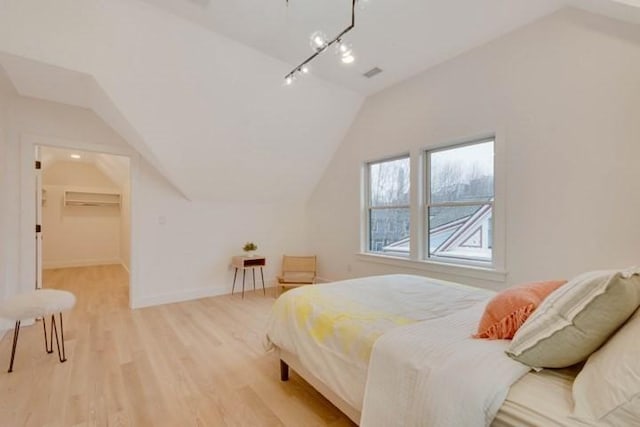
[8,321,21,373]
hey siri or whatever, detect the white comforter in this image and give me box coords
[361,301,531,427]
[266,274,492,410]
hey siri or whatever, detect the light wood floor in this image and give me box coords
[0,265,355,427]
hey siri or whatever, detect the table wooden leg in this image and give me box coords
[260,267,265,295]
[252,268,256,291]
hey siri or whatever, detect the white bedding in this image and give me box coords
[495,367,589,427]
[360,302,531,427]
[265,274,491,410]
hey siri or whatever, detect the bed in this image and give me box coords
[265,274,592,426]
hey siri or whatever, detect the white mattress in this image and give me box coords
[495,367,592,426]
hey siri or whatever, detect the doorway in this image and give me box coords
[36,146,131,304]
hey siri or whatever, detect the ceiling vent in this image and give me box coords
[363,67,383,78]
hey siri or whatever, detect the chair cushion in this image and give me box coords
[0,289,76,321]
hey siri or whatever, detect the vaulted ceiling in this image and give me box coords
[0,0,638,202]
[138,0,566,94]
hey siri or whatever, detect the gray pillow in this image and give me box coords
[506,268,640,369]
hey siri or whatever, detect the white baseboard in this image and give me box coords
[43,258,122,269]
[132,287,226,309]
[315,276,333,283]
[120,261,130,274]
[131,279,278,309]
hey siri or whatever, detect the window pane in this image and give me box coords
[427,204,492,262]
[430,140,494,203]
[370,157,410,207]
[369,208,410,256]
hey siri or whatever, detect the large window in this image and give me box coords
[426,139,494,264]
[366,156,410,257]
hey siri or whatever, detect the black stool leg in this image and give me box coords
[51,313,67,363]
[58,313,67,362]
[43,316,53,354]
[242,269,246,299]
[232,268,238,295]
[8,321,21,373]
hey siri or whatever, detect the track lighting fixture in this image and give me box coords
[284,0,359,85]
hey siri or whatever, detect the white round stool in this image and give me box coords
[0,289,76,372]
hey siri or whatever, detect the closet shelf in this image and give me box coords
[64,190,121,208]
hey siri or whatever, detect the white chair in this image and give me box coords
[0,289,76,372]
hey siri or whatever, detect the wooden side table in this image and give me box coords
[231,256,266,298]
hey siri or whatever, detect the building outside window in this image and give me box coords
[366,156,410,257]
[426,138,494,264]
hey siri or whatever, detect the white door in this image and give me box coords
[35,146,43,289]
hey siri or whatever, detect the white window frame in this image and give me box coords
[364,154,411,257]
[358,133,506,285]
[424,137,496,267]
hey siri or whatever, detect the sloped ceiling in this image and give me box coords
[566,0,640,22]
[0,65,17,96]
[0,0,638,203]
[0,0,362,202]
[138,0,640,94]
[40,146,130,188]
[139,0,567,95]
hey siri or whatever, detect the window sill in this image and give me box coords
[355,252,507,284]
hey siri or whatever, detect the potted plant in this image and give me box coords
[243,242,258,257]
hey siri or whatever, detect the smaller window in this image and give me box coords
[366,156,410,257]
[426,139,494,264]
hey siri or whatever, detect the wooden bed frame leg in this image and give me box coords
[280,359,289,381]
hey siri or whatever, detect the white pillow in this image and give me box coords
[507,267,640,368]
[572,307,640,425]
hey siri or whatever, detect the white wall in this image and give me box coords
[0,77,12,334]
[43,161,117,187]
[93,153,132,270]
[308,9,640,289]
[132,160,310,307]
[2,94,131,300]
[0,73,11,302]
[42,161,122,268]
[119,168,131,272]
[1,90,311,308]
[0,0,362,203]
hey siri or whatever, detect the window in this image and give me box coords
[366,156,410,257]
[426,139,494,264]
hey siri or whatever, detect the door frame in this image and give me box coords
[35,145,42,289]
[20,133,139,308]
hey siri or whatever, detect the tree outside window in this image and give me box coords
[366,156,410,256]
